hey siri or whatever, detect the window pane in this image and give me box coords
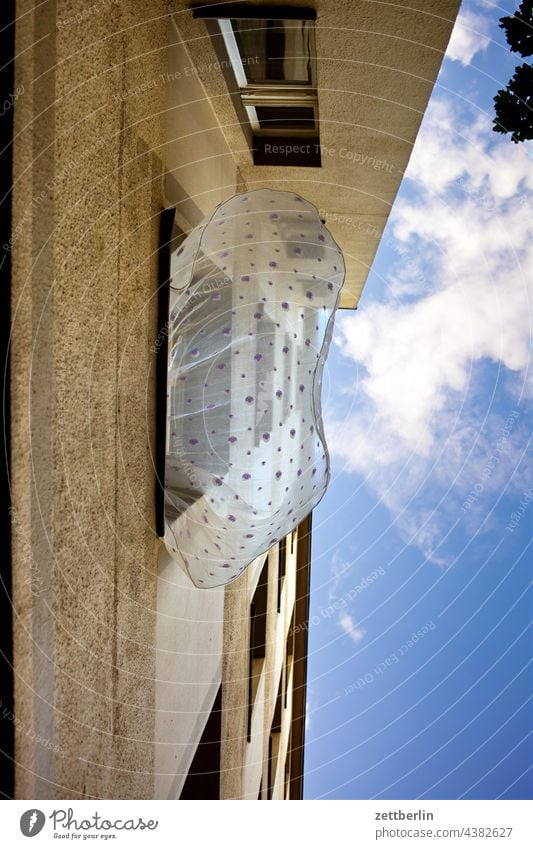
[255,105,315,131]
[231,19,313,85]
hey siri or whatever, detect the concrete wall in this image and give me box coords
[164,16,243,230]
[11,0,168,799]
[154,551,224,800]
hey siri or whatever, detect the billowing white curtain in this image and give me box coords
[164,189,344,587]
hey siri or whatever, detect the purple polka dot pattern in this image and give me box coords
[164,189,344,588]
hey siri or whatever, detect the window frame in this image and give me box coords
[194,6,319,139]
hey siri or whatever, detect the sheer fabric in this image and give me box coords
[164,189,344,587]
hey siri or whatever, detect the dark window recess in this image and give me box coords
[180,687,222,800]
[247,601,256,743]
[287,607,296,655]
[284,635,291,709]
[251,560,269,659]
[272,676,283,733]
[267,730,281,799]
[155,207,176,537]
[247,558,270,740]
[277,537,286,613]
[287,614,295,656]
[284,746,291,799]
[253,135,321,167]
[255,105,315,131]
[267,734,274,799]
[193,5,316,22]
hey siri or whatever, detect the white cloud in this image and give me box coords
[446,9,491,66]
[328,548,349,603]
[336,257,532,452]
[404,98,533,201]
[338,611,366,644]
[326,96,533,563]
[328,551,369,641]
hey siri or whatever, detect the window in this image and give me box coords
[272,675,283,733]
[267,731,281,799]
[180,687,222,799]
[247,558,270,740]
[193,5,320,166]
[284,740,292,799]
[283,622,294,709]
[155,207,178,537]
[277,536,286,613]
[230,17,315,85]
[268,678,284,798]
[219,13,318,137]
[253,104,315,133]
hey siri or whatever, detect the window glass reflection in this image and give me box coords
[231,19,314,85]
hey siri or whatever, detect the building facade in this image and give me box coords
[164,516,312,800]
[7,0,459,799]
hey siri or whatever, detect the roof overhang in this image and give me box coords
[169,0,460,308]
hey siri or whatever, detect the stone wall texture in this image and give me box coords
[12,0,168,799]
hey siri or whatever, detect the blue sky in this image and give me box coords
[305,0,533,800]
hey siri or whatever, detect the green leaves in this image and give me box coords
[493,62,533,143]
[493,1,533,142]
[499,0,533,57]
